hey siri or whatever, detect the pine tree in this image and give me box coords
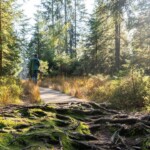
[0,0,21,76]
[110,0,127,71]
[129,0,150,73]
[0,0,2,75]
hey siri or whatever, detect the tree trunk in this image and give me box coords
[37,25,40,58]
[95,34,98,73]
[115,20,120,71]
[52,0,54,52]
[0,0,2,76]
[52,0,54,31]
[64,0,68,54]
[74,0,77,57]
[69,24,73,58]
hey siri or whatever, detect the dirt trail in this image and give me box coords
[40,87,86,103]
[38,87,150,150]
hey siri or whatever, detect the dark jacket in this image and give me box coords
[29,58,40,71]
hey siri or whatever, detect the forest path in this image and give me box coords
[0,87,148,149]
[40,87,86,103]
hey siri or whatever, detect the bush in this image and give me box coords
[39,60,49,76]
[89,71,150,111]
[0,77,22,106]
[110,70,150,110]
[89,80,118,103]
[49,53,83,76]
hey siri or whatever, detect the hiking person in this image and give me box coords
[29,54,40,84]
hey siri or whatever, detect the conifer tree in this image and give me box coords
[0,0,21,76]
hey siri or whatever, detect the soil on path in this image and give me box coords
[40,87,86,104]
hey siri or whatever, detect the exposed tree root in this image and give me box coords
[0,102,149,150]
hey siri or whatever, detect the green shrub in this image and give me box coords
[89,80,118,103]
[0,77,22,106]
[88,70,150,111]
[39,60,49,76]
[110,70,150,110]
[143,76,150,111]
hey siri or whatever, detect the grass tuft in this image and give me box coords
[22,80,41,104]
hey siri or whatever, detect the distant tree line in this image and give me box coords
[0,0,149,77]
[84,0,150,75]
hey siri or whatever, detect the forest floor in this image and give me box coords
[40,87,86,104]
[0,87,149,150]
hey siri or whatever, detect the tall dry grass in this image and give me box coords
[0,77,41,106]
[39,73,150,111]
[0,77,22,106]
[39,75,109,100]
[22,80,41,103]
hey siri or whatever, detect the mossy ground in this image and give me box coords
[0,102,149,150]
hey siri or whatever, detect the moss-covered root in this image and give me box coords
[0,102,149,150]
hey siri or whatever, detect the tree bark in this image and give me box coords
[52,0,54,31]
[64,0,68,54]
[52,0,54,52]
[37,25,40,58]
[0,0,2,76]
[69,23,73,57]
[74,0,77,57]
[115,20,120,71]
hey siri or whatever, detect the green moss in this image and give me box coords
[0,144,10,150]
[19,108,31,117]
[61,134,75,150]
[0,105,89,149]
[76,122,90,135]
[0,118,17,128]
[69,112,86,121]
[29,109,47,117]
[0,133,13,147]
[55,119,70,127]
[142,137,150,150]
[1,102,148,149]
[0,122,6,129]
[42,118,56,128]
[42,104,57,112]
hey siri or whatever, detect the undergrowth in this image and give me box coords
[0,77,22,106]
[0,77,41,106]
[40,71,150,111]
[22,80,41,103]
